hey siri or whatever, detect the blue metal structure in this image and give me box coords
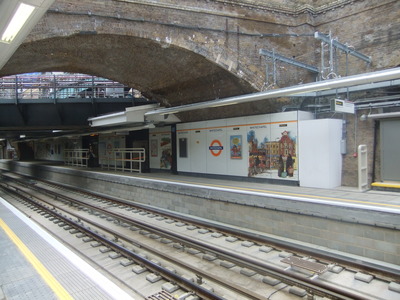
[0,73,155,139]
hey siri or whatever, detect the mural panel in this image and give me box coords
[247,114,298,180]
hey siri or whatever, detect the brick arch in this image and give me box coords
[0,0,326,120]
[1,32,268,121]
[0,0,317,120]
[3,27,259,103]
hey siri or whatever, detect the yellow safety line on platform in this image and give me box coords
[160,178,400,209]
[0,219,73,300]
[371,182,400,189]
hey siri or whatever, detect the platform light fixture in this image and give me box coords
[0,0,56,70]
[1,2,36,43]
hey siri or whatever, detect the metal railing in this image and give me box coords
[0,74,134,100]
[100,148,145,173]
[64,149,89,167]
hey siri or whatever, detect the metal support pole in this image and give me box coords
[272,49,277,86]
[329,32,334,73]
[320,42,324,79]
[346,52,349,99]
[114,150,117,171]
[314,32,371,64]
[259,49,319,73]
[91,75,95,100]
[53,75,57,104]
[15,75,18,104]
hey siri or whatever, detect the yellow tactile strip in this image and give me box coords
[0,218,73,300]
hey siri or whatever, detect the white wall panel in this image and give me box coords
[176,123,192,172]
[206,119,227,174]
[174,111,320,182]
[298,111,314,121]
[270,111,297,123]
[298,119,342,188]
[190,122,207,173]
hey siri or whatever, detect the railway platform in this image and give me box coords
[0,196,136,300]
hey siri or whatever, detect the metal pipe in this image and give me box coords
[321,41,325,79]
[356,100,400,110]
[273,49,277,85]
[296,78,400,97]
[145,67,400,117]
[329,32,334,73]
[361,111,400,120]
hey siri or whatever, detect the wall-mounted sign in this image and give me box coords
[331,99,355,114]
[209,139,223,157]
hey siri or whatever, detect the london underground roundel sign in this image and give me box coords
[209,139,223,156]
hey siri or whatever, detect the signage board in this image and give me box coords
[331,99,355,114]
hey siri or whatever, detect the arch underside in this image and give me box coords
[0,34,285,122]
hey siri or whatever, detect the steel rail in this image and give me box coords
[3,172,400,280]
[0,183,229,300]
[2,178,379,300]
[1,180,268,299]
[44,174,400,279]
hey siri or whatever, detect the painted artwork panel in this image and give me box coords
[160,135,172,169]
[230,135,242,159]
[247,123,270,178]
[247,112,298,181]
[269,117,298,180]
[150,139,158,157]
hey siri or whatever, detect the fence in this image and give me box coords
[0,74,132,100]
[64,149,89,167]
[100,148,146,173]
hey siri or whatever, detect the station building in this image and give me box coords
[0,3,400,298]
[0,0,400,190]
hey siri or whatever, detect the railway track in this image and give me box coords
[0,172,399,300]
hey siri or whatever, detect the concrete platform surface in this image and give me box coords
[0,197,134,300]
